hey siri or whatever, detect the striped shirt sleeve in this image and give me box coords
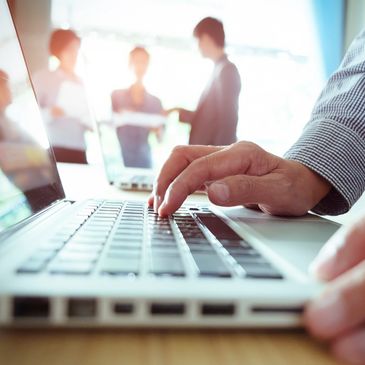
[284,29,365,216]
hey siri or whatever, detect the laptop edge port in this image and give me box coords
[13,297,50,319]
[68,298,97,318]
[251,306,304,314]
[201,303,235,316]
[150,303,185,316]
[113,302,134,314]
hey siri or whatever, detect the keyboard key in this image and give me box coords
[109,242,142,250]
[240,263,283,279]
[227,248,260,257]
[118,221,142,227]
[106,250,140,259]
[28,250,57,262]
[76,231,109,238]
[150,239,177,247]
[68,238,106,245]
[188,245,215,252]
[81,226,112,232]
[100,257,140,275]
[150,247,180,256]
[57,251,99,262]
[190,252,231,277]
[197,214,242,240]
[17,259,47,274]
[184,238,210,245]
[234,256,267,265]
[49,262,94,275]
[149,255,185,277]
[51,232,73,243]
[116,229,143,236]
[219,239,251,248]
[112,235,143,243]
[63,244,103,253]
[42,241,65,251]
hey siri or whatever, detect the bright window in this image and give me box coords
[51,0,326,162]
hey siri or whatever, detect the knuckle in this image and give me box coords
[190,156,205,175]
[171,145,188,158]
[235,140,259,152]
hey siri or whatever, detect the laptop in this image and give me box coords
[95,117,155,191]
[0,0,340,328]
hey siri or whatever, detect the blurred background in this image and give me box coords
[6,0,365,166]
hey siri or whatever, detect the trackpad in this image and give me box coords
[222,207,340,273]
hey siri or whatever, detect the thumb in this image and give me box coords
[207,175,273,207]
[310,216,365,281]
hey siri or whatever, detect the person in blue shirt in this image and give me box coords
[111,46,163,168]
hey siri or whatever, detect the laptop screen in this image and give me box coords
[0,1,64,236]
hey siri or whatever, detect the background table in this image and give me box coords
[2,162,359,365]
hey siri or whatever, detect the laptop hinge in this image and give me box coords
[0,199,74,243]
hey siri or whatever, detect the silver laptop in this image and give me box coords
[0,0,340,328]
[96,118,155,191]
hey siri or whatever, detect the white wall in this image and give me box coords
[344,0,365,51]
[10,0,51,74]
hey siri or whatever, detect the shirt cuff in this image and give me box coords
[284,119,365,215]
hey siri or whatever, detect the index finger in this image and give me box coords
[152,145,222,210]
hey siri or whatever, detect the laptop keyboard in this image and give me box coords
[16,200,283,280]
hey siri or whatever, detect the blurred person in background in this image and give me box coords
[168,17,241,146]
[32,29,93,164]
[111,46,163,168]
[0,69,55,211]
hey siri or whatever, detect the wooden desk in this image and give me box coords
[0,329,341,365]
[0,163,347,365]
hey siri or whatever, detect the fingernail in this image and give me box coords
[307,291,345,336]
[210,182,230,202]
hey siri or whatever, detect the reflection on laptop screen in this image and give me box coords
[0,1,64,235]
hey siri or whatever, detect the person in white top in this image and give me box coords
[32,29,93,164]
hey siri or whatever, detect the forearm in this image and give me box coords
[285,29,365,215]
[285,119,365,215]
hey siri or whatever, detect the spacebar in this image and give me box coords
[149,255,185,277]
[191,252,231,278]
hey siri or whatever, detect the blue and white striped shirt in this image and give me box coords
[285,29,365,215]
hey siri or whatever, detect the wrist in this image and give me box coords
[287,160,332,211]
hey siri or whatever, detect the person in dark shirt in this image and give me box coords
[169,17,241,146]
[111,47,163,168]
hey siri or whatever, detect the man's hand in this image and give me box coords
[149,141,330,216]
[305,216,365,365]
